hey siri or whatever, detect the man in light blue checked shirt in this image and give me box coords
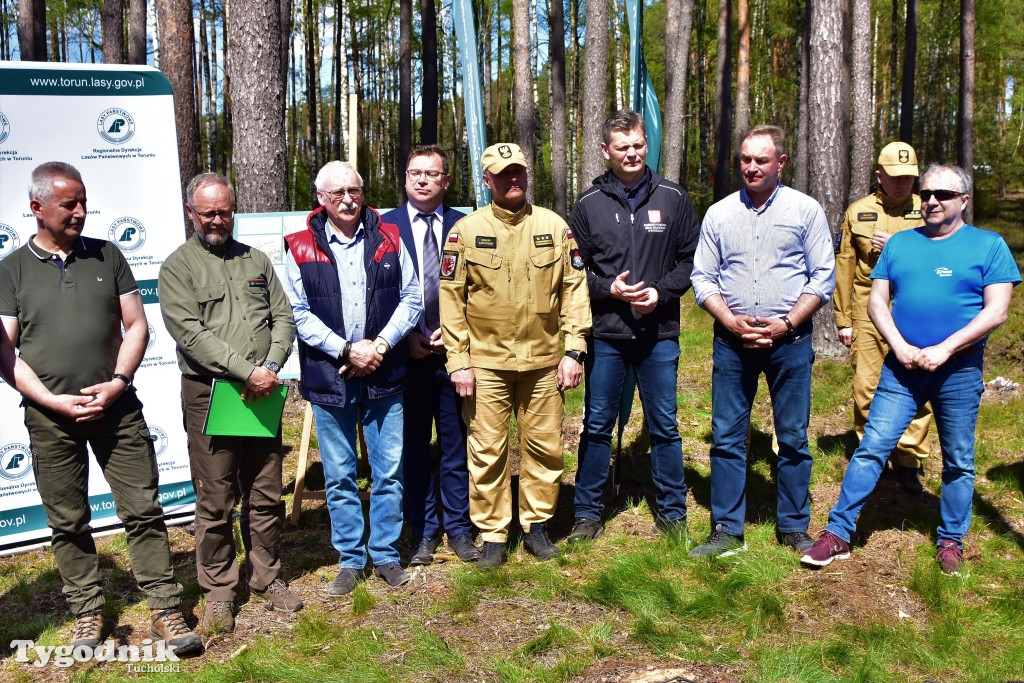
[690,124,835,558]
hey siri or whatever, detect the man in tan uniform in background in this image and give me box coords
[439,143,591,569]
[834,142,932,495]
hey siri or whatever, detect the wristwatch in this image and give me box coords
[112,373,133,388]
[565,350,587,364]
[780,315,795,335]
[374,338,390,356]
[262,360,281,373]
[340,340,352,362]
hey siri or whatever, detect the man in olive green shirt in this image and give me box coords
[159,173,299,633]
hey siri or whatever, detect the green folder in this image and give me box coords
[202,379,289,437]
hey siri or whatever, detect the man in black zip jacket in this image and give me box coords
[567,109,700,542]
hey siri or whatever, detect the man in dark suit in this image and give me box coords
[383,145,480,565]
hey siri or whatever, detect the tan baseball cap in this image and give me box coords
[877,142,919,176]
[481,143,528,174]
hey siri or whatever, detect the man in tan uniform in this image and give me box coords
[834,142,932,495]
[439,143,591,569]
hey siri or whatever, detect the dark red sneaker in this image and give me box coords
[800,531,851,567]
[936,539,963,575]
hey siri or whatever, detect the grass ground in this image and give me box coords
[1,200,1023,682]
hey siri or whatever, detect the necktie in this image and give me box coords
[418,212,441,331]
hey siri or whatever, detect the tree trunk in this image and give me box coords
[420,0,439,144]
[399,0,412,202]
[581,0,609,185]
[696,0,710,184]
[793,0,810,193]
[899,0,917,143]
[731,0,749,192]
[548,0,568,215]
[102,0,125,63]
[957,0,975,224]
[512,0,535,202]
[807,0,847,357]
[850,0,872,200]
[18,0,47,61]
[228,0,287,213]
[662,0,694,185]
[713,0,733,202]
[156,0,198,225]
[128,0,147,64]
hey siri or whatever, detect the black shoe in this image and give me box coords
[778,530,815,553]
[522,523,561,560]
[568,517,604,542]
[653,517,688,543]
[688,524,747,558]
[410,536,442,566]
[448,533,482,561]
[375,561,412,587]
[328,568,362,597]
[478,541,506,570]
[893,464,924,496]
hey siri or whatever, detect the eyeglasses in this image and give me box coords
[320,186,363,201]
[406,169,446,180]
[920,189,964,202]
[188,205,234,222]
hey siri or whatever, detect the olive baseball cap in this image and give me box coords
[877,142,919,176]
[481,143,528,174]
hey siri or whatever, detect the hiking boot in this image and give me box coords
[936,539,963,575]
[568,517,605,542]
[448,533,482,562]
[253,578,304,612]
[410,536,442,566]
[523,523,561,560]
[70,608,110,648]
[653,517,688,543]
[688,524,747,558]
[779,530,816,553]
[328,568,362,597]
[150,607,202,657]
[202,600,234,633]
[375,562,412,587]
[477,541,506,571]
[893,464,924,496]
[800,531,851,567]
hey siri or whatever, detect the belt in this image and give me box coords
[183,374,217,385]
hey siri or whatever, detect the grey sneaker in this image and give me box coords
[688,524,747,558]
[375,562,412,587]
[70,608,110,648]
[150,607,202,657]
[202,600,235,633]
[522,523,561,560]
[253,578,304,612]
[478,541,506,571]
[448,533,483,561]
[568,517,605,542]
[936,539,963,575]
[328,568,362,597]
[779,530,816,553]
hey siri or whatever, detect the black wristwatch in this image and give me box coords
[780,315,795,335]
[112,373,133,388]
[565,350,587,364]
[263,360,281,373]
[341,340,352,362]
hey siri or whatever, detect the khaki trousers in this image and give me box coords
[851,324,931,467]
[462,367,564,543]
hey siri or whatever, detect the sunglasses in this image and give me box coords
[920,189,963,202]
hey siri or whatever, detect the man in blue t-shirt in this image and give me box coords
[802,164,1020,575]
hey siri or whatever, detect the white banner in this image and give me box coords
[0,62,194,554]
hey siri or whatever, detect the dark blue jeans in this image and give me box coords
[574,337,687,524]
[709,328,814,537]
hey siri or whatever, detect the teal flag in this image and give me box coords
[452,0,491,207]
[626,0,662,173]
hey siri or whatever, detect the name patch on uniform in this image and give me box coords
[440,251,459,280]
[475,236,497,249]
[571,248,585,270]
[534,234,554,248]
[857,212,878,221]
[247,278,267,288]
[904,209,922,220]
